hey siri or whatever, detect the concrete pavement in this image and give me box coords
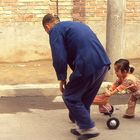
[0,100,139,140]
[0,94,139,140]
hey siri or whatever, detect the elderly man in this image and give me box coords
[42,13,110,140]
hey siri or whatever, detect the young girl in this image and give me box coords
[106,59,140,118]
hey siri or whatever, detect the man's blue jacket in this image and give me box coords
[49,21,111,80]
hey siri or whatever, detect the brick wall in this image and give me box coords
[0,0,140,24]
[0,0,57,23]
[126,0,140,22]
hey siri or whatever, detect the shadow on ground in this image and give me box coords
[0,94,139,114]
[0,96,66,114]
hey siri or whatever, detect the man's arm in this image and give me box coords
[49,28,67,93]
[49,29,67,81]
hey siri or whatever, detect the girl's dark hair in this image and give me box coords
[114,59,135,74]
[42,13,60,27]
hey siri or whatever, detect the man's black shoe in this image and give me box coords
[70,128,81,136]
[77,133,100,140]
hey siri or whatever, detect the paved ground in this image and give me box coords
[0,96,140,140]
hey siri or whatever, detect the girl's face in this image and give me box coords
[114,65,127,78]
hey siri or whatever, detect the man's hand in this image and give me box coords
[59,80,66,93]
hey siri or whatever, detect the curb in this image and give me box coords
[0,82,112,97]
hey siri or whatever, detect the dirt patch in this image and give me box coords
[0,58,139,85]
[0,60,57,84]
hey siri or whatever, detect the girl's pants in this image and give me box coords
[62,66,109,129]
[125,93,140,116]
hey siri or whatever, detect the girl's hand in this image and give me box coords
[105,89,112,96]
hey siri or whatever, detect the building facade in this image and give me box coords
[0,0,140,62]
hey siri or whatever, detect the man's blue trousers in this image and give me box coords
[62,66,109,129]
